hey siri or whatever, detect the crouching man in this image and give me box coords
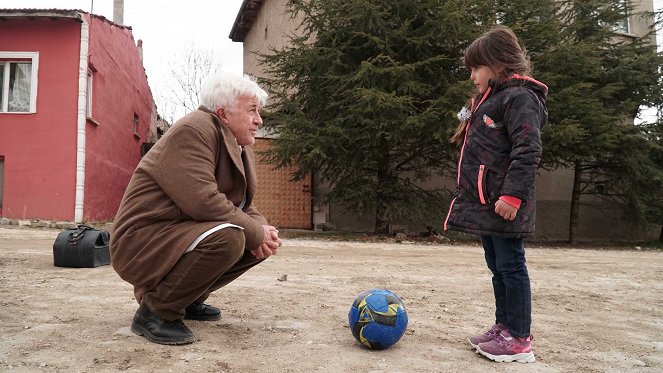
[110,72,281,345]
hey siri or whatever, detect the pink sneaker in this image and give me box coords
[468,323,506,349]
[477,329,535,363]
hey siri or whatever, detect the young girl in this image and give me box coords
[443,26,548,363]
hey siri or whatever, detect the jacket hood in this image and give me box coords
[502,74,547,100]
[497,74,548,129]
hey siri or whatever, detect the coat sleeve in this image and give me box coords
[502,90,543,201]
[147,123,265,249]
[244,204,269,225]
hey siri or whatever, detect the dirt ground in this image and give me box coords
[0,226,661,373]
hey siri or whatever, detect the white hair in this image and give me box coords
[199,72,268,112]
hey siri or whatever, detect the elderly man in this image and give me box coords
[110,72,282,345]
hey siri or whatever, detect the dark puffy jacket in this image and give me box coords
[444,75,548,238]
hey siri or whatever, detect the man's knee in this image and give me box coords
[206,227,246,260]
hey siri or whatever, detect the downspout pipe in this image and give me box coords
[74,13,90,223]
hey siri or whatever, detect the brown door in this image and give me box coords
[252,139,312,229]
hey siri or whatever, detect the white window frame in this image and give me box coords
[0,51,39,114]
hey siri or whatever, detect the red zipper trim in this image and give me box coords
[447,87,492,229]
[456,87,491,185]
[443,198,456,231]
[478,164,487,204]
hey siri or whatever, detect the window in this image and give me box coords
[593,183,607,195]
[613,1,630,34]
[614,16,629,34]
[133,113,140,139]
[0,52,39,113]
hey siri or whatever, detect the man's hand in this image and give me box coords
[250,225,282,259]
[495,200,518,221]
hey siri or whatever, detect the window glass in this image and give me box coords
[614,17,629,34]
[8,63,31,112]
[133,113,139,137]
[613,0,630,33]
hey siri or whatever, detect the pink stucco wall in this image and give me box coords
[0,13,154,222]
[0,17,80,221]
[83,15,154,221]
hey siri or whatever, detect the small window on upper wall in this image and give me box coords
[613,1,630,34]
[133,113,140,139]
[0,52,39,113]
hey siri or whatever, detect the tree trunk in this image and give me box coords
[659,226,663,242]
[374,143,390,235]
[569,160,583,245]
[375,207,389,235]
[374,184,390,235]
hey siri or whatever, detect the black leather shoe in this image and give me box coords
[131,302,195,345]
[184,302,221,321]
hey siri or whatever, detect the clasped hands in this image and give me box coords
[250,225,282,259]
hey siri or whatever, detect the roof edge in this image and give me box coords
[0,8,82,19]
[229,0,266,42]
[0,9,132,30]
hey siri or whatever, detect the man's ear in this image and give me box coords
[216,107,229,125]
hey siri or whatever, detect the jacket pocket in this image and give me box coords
[478,164,489,204]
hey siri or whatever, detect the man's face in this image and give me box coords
[218,94,263,146]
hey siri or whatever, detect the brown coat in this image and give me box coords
[110,107,267,302]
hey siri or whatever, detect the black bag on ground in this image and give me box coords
[53,225,111,268]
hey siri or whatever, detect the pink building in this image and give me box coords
[0,9,156,222]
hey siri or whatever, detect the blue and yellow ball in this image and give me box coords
[348,288,408,350]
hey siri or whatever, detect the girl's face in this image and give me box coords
[470,66,497,94]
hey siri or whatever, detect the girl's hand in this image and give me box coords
[495,200,518,220]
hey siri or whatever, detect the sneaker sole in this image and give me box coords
[468,339,481,352]
[130,323,195,345]
[478,349,535,363]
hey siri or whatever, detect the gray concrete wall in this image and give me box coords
[324,168,660,242]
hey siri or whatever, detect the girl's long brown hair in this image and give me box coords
[450,26,531,144]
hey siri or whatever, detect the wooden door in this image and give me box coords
[251,139,312,229]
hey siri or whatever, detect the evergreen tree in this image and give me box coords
[259,0,663,240]
[532,0,663,243]
[260,0,480,233]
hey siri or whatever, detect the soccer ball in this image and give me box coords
[348,288,408,350]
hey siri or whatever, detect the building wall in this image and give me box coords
[535,169,660,242]
[0,17,81,220]
[84,15,154,221]
[326,167,660,242]
[242,0,303,79]
[627,0,655,42]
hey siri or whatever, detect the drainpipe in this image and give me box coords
[74,13,90,223]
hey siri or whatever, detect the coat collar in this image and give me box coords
[198,106,246,179]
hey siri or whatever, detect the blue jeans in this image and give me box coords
[481,235,531,338]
